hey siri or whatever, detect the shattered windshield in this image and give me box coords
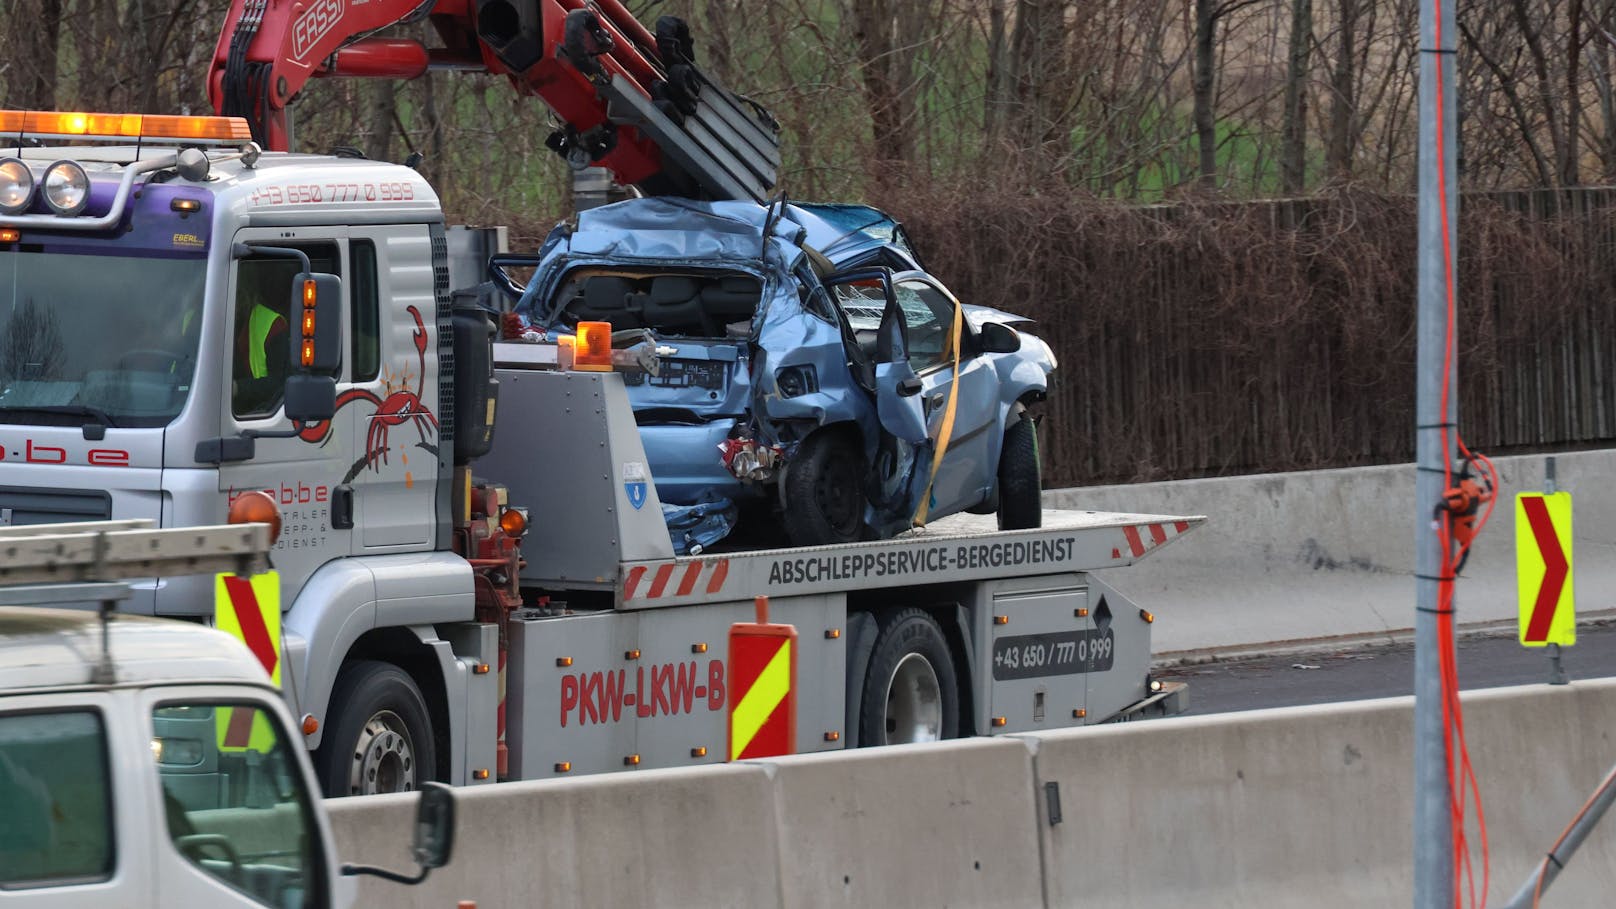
[0,248,206,427]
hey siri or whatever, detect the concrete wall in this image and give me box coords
[327,679,1616,909]
[1044,448,1616,652]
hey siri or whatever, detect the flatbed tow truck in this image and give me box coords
[0,0,1202,797]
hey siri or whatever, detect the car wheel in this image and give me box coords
[997,412,1042,530]
[857,609,960,746]
[313,661,436,798]
[782,428,866,546]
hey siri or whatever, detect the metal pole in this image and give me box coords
[1501,765,1616,908]
[1414,0,1458,901]
[1544,457,1569,685]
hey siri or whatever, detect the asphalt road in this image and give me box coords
[1165,621,1616,716]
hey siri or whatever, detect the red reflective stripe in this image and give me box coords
[1148,524,1168,545]
[223,706,255,748]
[647,563,676,598]
[676,562,704,597]
[705,558,730,594]
[1122,526,1146,558]
[623,565,647,600]
[1174,521,1190,534]
[223,575,277,676]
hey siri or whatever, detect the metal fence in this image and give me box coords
[894,186,1616,487]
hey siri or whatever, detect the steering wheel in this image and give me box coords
[117,348,184,372]
[175,833,245,881]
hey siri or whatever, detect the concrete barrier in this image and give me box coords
[1023,678,1616,907]
[764,737,1043,909]
[1046,448,1616,652]
[326,762,782,908]
[325,680,1616,908]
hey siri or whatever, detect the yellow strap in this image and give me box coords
[912,300,963,526]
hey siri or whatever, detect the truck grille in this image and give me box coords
[0,486,111,526]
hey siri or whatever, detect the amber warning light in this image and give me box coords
[228,490,283,545]
[573,321,613,371]
[0,109,252,145]
[300,279,317,367]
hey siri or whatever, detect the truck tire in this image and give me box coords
[782,428,866,546]
[314,661,436,798]
[857,609,959,746]
[996,414,1042,531]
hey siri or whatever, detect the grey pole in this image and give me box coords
[1500,765,1616,908]
[1543,457,1569,685]
[1414,0,1459,902]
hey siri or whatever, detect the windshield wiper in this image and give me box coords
[0,405,120,428]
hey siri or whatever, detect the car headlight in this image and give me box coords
[42,160,90,216]
[0,158,33,215]
[775,365,818,398]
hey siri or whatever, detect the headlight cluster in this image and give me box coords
[0,157,90,216]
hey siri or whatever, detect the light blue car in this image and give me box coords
[502,197,1056,549]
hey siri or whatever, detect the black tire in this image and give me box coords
[857,609,960,746]
[782,428,866,546]
[313,661,436,798]
[996,413,1042,531]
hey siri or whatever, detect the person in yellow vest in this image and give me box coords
[232,280,290,415]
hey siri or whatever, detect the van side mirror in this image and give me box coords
[979,321,1022,354]
[340,781,456,886]
[411,781,455,871]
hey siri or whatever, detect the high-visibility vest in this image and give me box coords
[247,304,285,379]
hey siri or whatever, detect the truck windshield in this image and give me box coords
[152,701,326,908]
[0,248,207,427]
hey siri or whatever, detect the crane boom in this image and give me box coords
[208,0,779,201]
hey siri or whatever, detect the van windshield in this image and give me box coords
[0,248,207,427]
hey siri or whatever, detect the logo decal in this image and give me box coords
[292,0,345,60]
[298,305,438,486]
[624,461,648,510]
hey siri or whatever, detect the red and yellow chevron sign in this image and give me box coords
[727,612,797,761]
[213,571,282,752]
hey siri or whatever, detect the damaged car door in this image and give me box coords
[823,269,930,533]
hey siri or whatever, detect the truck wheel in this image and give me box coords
[996,413,1042,531]
[314,661,436,798]
[858,609,959,746]
[782,428,866,546]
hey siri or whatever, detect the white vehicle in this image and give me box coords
[0,519,454,906]
[0,112,1199,797]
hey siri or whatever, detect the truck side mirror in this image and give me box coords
[283,272,341,423]
[411,781,455,871]
[289,272,342,374]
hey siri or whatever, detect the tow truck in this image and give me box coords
[0,517,454,906]
[0,0,1201,798]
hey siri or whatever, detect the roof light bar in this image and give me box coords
[0,109,252,145]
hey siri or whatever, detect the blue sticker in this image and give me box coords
[624,461,649,510]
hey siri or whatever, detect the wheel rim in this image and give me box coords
[347,710,417,795]
[813,448,862,537]
[882,652,943,744]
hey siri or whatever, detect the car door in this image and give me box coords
[890,274,999,522]
[821,269,928,525]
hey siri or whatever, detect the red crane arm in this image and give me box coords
[207,0,778,200]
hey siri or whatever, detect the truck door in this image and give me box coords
[217,230,356,582]
[345,226,439,550]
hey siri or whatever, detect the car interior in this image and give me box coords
[554,270,762,338]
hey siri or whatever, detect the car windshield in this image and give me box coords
[0,248,206,427]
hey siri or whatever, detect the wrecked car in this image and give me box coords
[497,197,1056,550]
